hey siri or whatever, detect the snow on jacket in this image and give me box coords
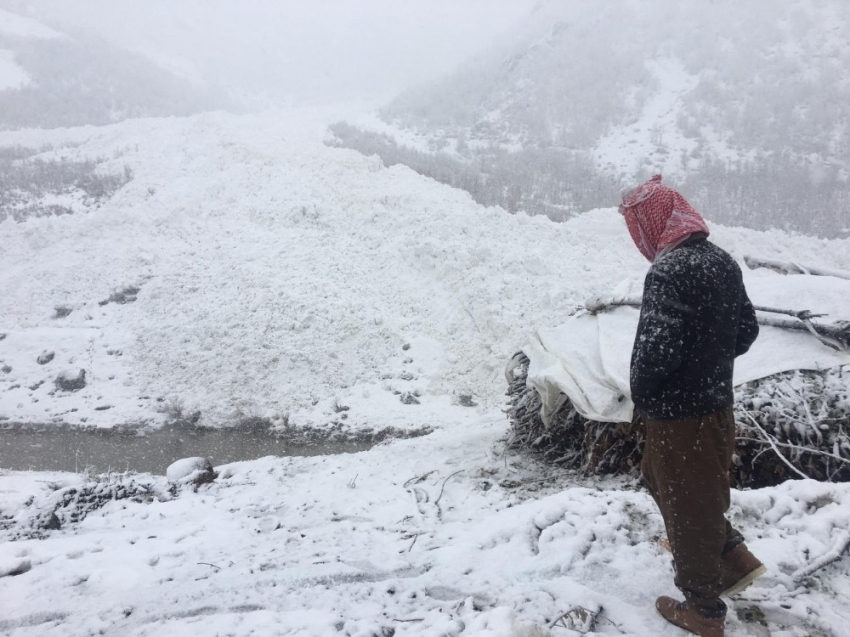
[620,174,711,262]
[630,236,759,420]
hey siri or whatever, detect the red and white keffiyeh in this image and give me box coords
[619,174,710,262]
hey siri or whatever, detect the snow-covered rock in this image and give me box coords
[165,457,214,484]
[0,557,31,578]
[54,369,86,392]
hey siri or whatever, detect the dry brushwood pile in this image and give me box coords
[1,475,165,541]
[506,353,850,488]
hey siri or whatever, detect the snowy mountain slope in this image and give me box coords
[2,109,849,430]
[386,0,850,172]
[377,0,850,235]
[0,7,226,130]
[0,6,63,39]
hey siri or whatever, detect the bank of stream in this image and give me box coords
[0,424,426,475]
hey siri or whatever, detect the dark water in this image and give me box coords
[0,426,376,475]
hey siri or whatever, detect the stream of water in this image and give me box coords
[0,426,375,475]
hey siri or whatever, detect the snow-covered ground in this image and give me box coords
[2,108,850,635]
[3,420,850,636]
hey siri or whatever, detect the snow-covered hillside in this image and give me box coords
[3,109,849,430]
[0,7,225,130]
[375,0,850,235]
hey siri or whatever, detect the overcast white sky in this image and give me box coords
[15,0,535,104]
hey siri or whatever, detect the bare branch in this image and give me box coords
[792,530,850,583]
[742,413,811,480]
[434,470,463,507]
[745,256,850,281]
[583,296,850,350]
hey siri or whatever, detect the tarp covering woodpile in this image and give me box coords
[507,272,850,488]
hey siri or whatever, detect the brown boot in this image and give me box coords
[656,597,724,637]
[719,544,766,597]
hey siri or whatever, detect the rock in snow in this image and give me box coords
[54,369,86,392]
[166,457,215,485]
[37,350,55,365]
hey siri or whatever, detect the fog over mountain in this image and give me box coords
[0,11,228,130]
[0,0,532,108]
[337,0,850,237]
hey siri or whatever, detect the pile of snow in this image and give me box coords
[165,457,214,483]
[2,109,849,430]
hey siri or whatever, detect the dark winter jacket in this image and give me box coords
[630,237,759,420]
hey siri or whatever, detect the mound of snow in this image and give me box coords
[166,457,214,483]
[1,109,849,430]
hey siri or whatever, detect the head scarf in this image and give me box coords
[619,175,710,262]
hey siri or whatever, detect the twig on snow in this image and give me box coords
[403,470,437,489]
[197,562,222,570]
[792,530,850,583]
[548,606,623,633]
[407,534,419,553]
[434,471,464,507]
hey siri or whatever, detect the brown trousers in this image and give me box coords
[641,408,744,617]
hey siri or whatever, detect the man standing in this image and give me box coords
[620,175,765,636]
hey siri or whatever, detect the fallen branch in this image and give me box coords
[755,316,849,351]
[744,256,850,281]
[434,470,463,507]
[584,295,642,314]
[403,470,437,489]
[751,306,827,321]
[197,562,222,570]
[584,297,850,350]
[791,530,850,583]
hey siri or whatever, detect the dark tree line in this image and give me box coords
[328,122,620,221]
[0,146,132,223]
[329,122,850,237]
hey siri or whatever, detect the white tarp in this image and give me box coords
[519,272,850,424]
